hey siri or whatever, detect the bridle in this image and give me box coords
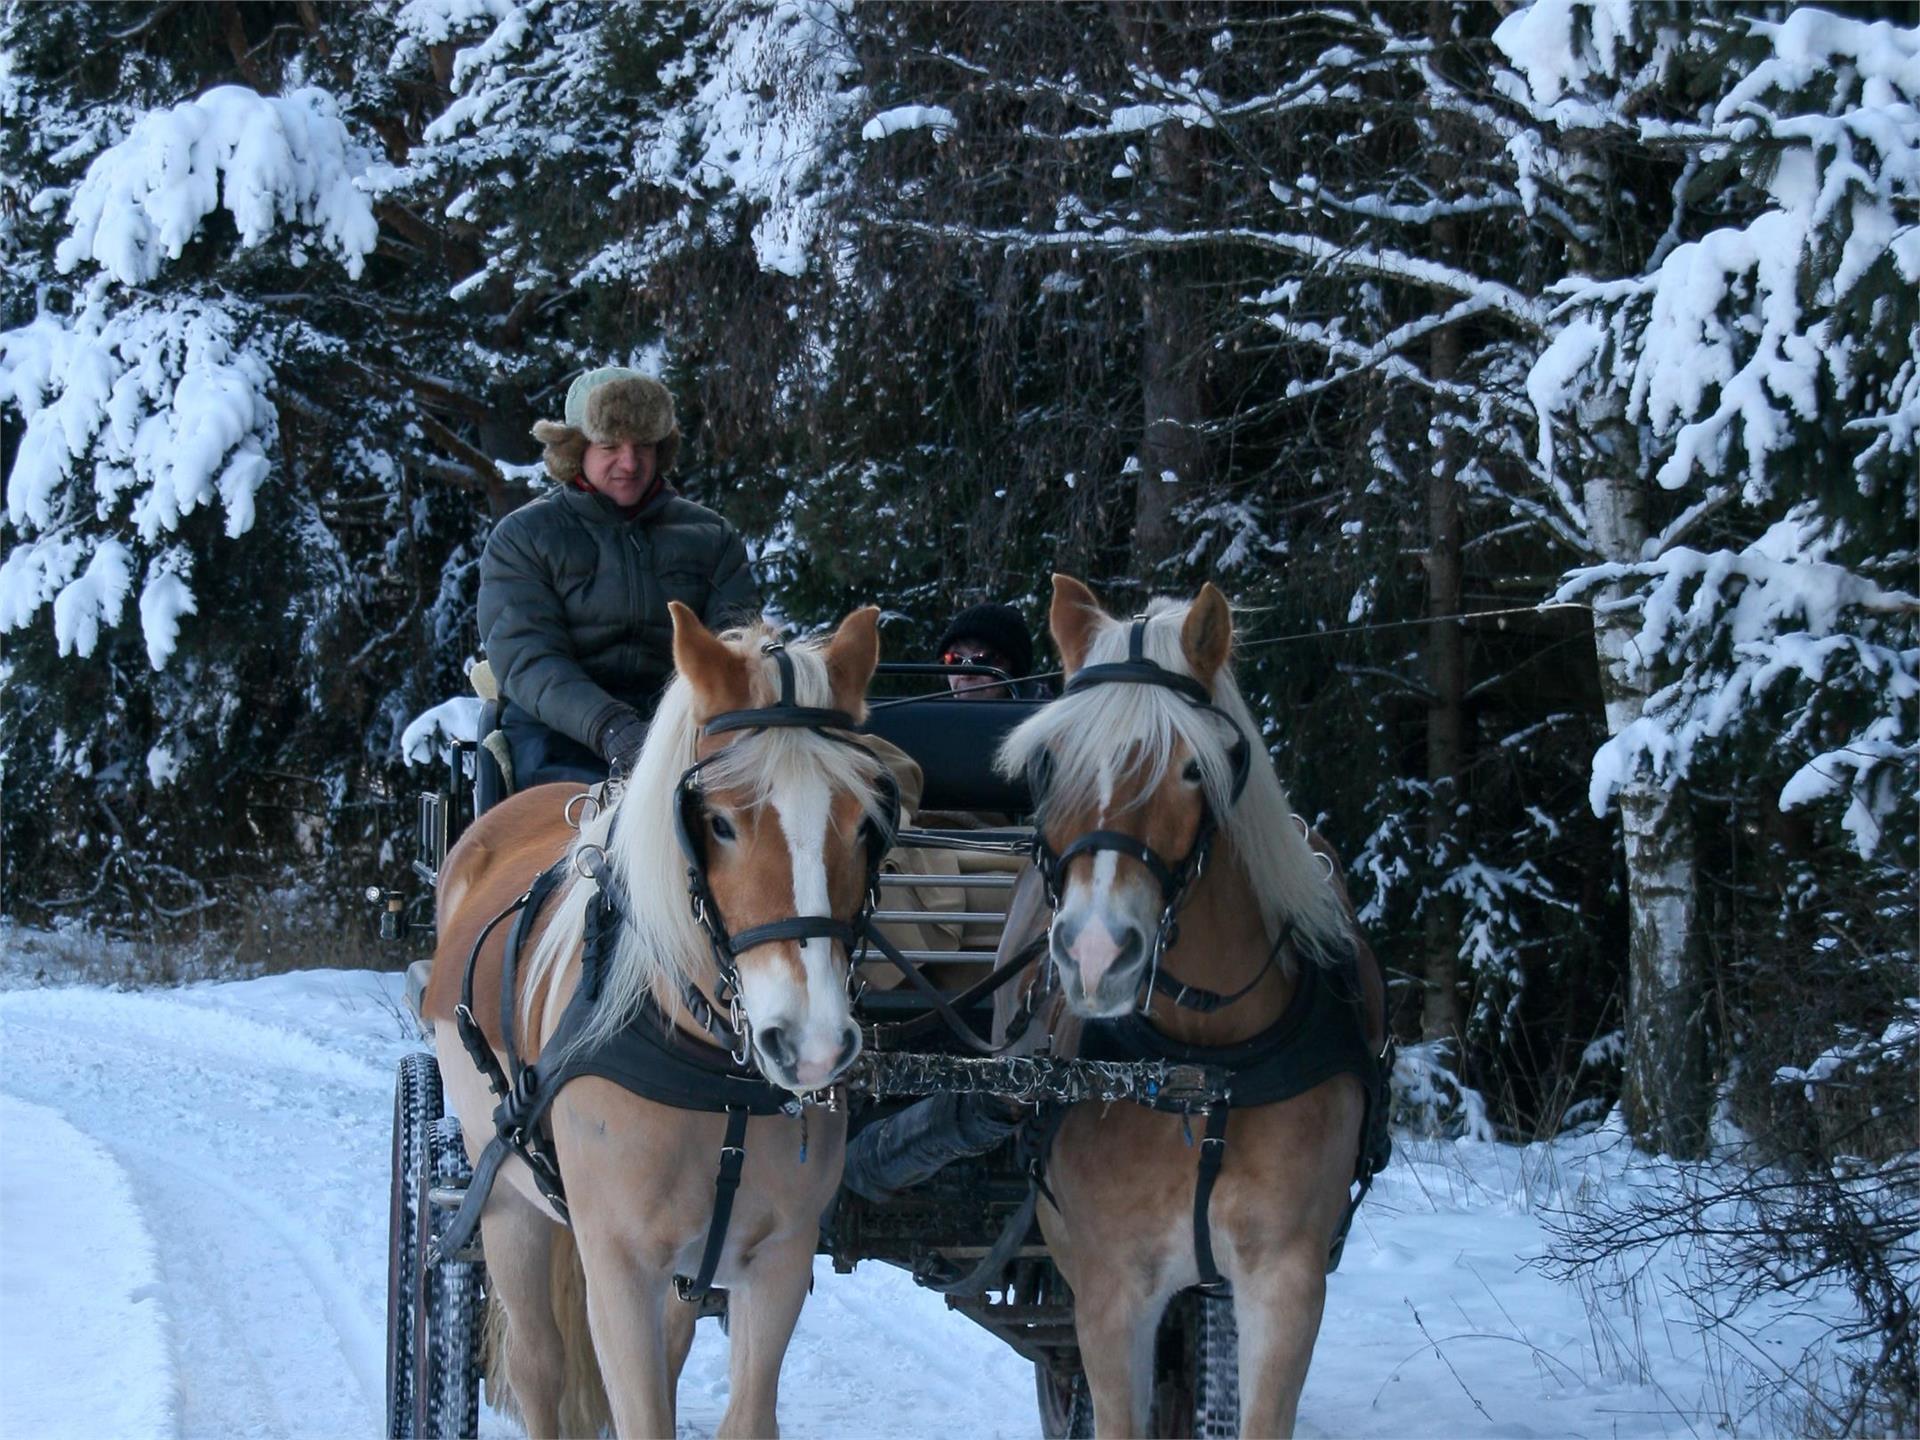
[1026,616,1266,1013]
[583,639,899,1069]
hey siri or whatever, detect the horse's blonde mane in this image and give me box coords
[523,620,888,1059]
[996,596,1352,965]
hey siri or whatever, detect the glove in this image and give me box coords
[595,708,650,770]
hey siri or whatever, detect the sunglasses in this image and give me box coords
[942,648,1004,669]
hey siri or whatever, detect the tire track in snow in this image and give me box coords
[0,976,412,1439]
[0,974,1045,1438]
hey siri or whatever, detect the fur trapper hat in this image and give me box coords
[530,367,681,483]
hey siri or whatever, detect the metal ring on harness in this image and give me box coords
[573,842,608,881]
[564,790,601,830]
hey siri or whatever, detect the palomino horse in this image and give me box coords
[422,603,892,1438]
[998,576,1386,1439]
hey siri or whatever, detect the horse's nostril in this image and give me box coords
[1115,927,1144,972]
[835,1023,861,1072]
[759,1024,794,1069]
[1051,915,1080,960]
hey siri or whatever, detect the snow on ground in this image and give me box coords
[0,962,1855,1439]
[0,1093,174,1440]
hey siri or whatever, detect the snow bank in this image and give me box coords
[0,1093,174,1440]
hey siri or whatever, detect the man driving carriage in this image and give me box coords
[477,367,760,788]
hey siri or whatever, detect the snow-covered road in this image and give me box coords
[0,967,1842,1439]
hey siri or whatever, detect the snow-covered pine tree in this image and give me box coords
[0,4,489,925]
[1501,1,1919,1153]
[388,0,866,531]
[838,2,1618,1131]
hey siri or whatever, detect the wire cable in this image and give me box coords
[867,601,1594,712]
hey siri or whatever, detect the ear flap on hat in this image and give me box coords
[531,419,588,483]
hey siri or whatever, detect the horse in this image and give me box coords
[421,601,893,1439]
[996,575,1388,1439]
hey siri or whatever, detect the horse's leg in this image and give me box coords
[1231,1248,1328,1439]
[1225,1086,1363,1439]
[1075,1278,1163,1437]
[715,1231,815,1440]
[478,1185,566,1438]
[664,1290,698,1392]
[1044,1217,1162,1438]
[567,1217,675,1440]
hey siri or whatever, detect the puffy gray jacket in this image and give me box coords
[477,485,760,752]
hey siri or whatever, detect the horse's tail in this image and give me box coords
[479,1226,611,1436]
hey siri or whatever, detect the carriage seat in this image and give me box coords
[861,695,1044,814]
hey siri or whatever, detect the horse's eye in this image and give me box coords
[1183,759,1203,784]
[709,813,737,842]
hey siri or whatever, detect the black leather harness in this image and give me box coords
[1073,956,1393,1282]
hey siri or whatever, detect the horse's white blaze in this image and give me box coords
[733,769,853,1088]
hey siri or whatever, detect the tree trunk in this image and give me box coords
[1421,308,1467,1050]
[1124,7,1205,578]
[1420,1,1468,1051]
[1582,395,1711,1158]
[1135,252,1203,575]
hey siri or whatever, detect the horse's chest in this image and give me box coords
[1050,1106,1206,1252]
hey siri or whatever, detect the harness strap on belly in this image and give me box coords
[675,1105,750,1305]
[1191,1103,1233,1293]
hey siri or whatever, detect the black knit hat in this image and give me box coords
[937,604,1034,679]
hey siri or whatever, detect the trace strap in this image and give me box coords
[1191,1104,1233,1293]
[676,1106,750,1304]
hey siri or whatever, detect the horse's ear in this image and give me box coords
[1050,574,1105,676]
[822,605,881,715]
[1181,583,1233,684]
[670,601,752,716]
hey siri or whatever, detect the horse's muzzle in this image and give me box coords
[1051,913,1147,1018]
[755,1018,862,1092]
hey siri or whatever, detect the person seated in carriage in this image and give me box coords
[936,602,1051,699]
[476,367,760,788]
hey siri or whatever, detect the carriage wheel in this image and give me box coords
[386,1052,442,1439]
[1151,1290,1239,1439]
[413,1115,485,1439]
[1035,1357,1094,1439]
